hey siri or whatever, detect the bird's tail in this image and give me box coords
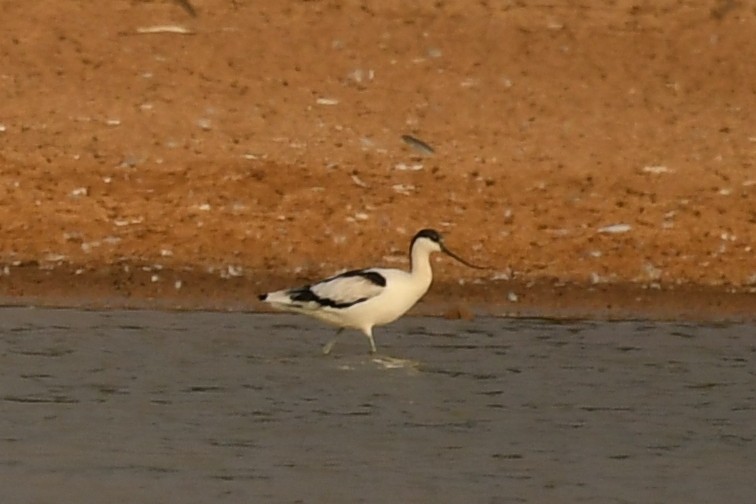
[258,289,299,309]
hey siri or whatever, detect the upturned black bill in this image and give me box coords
[441,244,486,270]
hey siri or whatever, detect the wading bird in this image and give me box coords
[258,229,484,354]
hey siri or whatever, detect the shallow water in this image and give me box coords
[0,307,754,503]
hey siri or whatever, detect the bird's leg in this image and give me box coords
[367,333,377,354]
[322,328,344,355]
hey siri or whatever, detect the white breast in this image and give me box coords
[343,268,432,328]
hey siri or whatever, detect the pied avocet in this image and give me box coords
[258,229,484,354]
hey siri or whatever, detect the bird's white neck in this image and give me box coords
[409,243,434,285]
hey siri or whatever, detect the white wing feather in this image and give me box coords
[309,271,385,306]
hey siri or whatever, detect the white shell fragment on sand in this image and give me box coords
[196,118,212,130]
[316,97,339,106]
[351,174,369,188]
[221,265,244,279]
[394,162,424,171]
[135,25,193,35]
[642,165,671,174]
[597,223,632,234]
[392,184,415,195]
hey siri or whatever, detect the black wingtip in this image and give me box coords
[258,293,268,301]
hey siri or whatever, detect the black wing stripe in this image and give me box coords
[289,287,369,309]
[339,269,387,287]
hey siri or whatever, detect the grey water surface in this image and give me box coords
[0,307,754,503]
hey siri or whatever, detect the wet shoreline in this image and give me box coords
[0,263,754,322]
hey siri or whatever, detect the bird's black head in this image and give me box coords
[413,228,443,244]
[409,228,486,270]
